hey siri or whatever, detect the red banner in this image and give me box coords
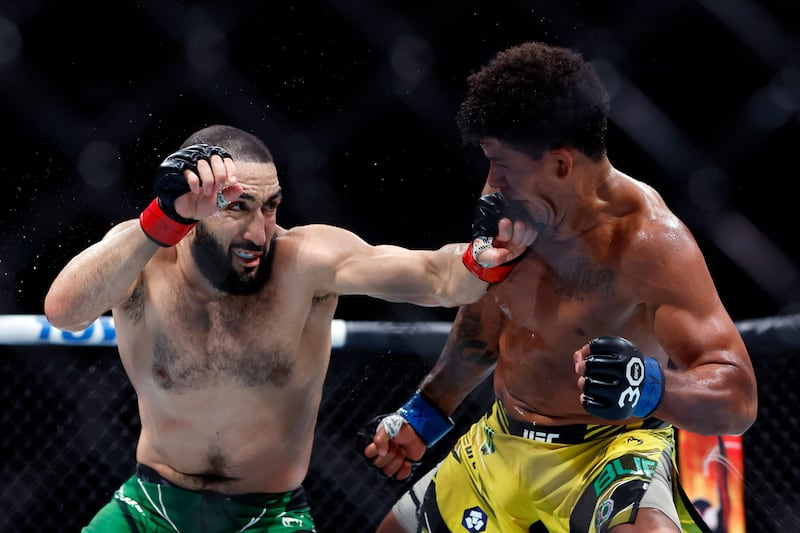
[677,431,745,533]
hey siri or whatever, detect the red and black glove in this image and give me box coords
[139,143,232,247]
[462,192,522,283]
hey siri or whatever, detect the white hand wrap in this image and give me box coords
[216,190,231,209]
[379,413,407,439]
[471,236,494,268]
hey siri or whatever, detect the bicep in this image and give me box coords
[45,219,146,329]
[334,242,446,302]
[420,297,501,412]
[317,226,458,304]
[640,242,745,370]
[445,298,503,360]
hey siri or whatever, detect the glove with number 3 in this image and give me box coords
[581,336,665,420]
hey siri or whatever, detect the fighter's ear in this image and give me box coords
[551,147,574,179]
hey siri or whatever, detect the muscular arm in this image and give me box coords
[629,226,757,435]
[45,146,237,332]
[362,296,502,478]
[44,220,159,331]
[418,296,503,416]
[314,219,532,307]
[334,239,488,307]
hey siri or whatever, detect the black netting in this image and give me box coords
[1,347,139,531]
[742,350,800,532]
[2,327,798,532]
[3,1,799,531]
[0,342,495,532]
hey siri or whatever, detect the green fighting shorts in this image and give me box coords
[82,464,317,532]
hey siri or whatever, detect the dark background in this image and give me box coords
[1,2,800,532]
[1,0,799,325]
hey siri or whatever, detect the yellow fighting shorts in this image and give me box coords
[415,400,710,533]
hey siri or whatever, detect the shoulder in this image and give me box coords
[279,224,372,255]
[615,183,710,297]
[274,224,384,297]
[624,181,699,260]
[275,223,376,274]
[103,218,140,239]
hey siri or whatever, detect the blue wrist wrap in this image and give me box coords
[397,390,455,446]
[633,357,665,418]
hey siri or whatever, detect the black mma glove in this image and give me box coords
[462,192,523,283]
[153,143,233,224]
[581,336,665,420]
[140,143,232,247]
[471,192,508,240]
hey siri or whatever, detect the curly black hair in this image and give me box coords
[456,42,609,161]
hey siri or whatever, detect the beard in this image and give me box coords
[190,222,274,295]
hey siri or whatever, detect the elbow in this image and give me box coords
[732,390,759,436]
[44,290,85,332]
[731,372,759,436]
[43,292,69,330]
[702,363,760,436]
[672,376,759,437]
[719,408,757,437]
[712,387,759,437]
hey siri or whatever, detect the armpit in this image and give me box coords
[122,283,144,322]
[312,293,335,304]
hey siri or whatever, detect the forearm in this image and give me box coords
[377,343,494,451]
[655,363,758,435]
[44,221,158,330]
[350,243,489,308]
[418,305,499,415]
[649,303,758,435]
[431,239,527,307]
[419,360,494,417]
[365,303,500,478]
[435,243,490,306]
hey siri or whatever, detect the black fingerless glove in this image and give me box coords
[154,143,233,224]
[140,143,232,247]
[471,192,507,241]
[582,336,665,420]
[462,192,521,283]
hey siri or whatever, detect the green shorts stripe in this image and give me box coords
[81,465,316,533]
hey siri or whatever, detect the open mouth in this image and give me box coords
[232,248,262,268]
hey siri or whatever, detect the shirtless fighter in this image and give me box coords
[43,124,535,532]
[363,42,758,533]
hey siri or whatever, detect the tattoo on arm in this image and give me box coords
[455,309,497,365]
[426,307,498,407]
[457,339,497,366]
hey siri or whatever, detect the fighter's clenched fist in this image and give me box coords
[140,143,242,246]
[574,336,665,420]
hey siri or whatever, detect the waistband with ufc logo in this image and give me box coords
[493,400,668,444]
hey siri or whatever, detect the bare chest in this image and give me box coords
[149,303,297,391]
[492,253,642,347]
[119,278,326,392]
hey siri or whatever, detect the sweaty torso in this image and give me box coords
[112,229,337,494]
[490,185,673,426]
